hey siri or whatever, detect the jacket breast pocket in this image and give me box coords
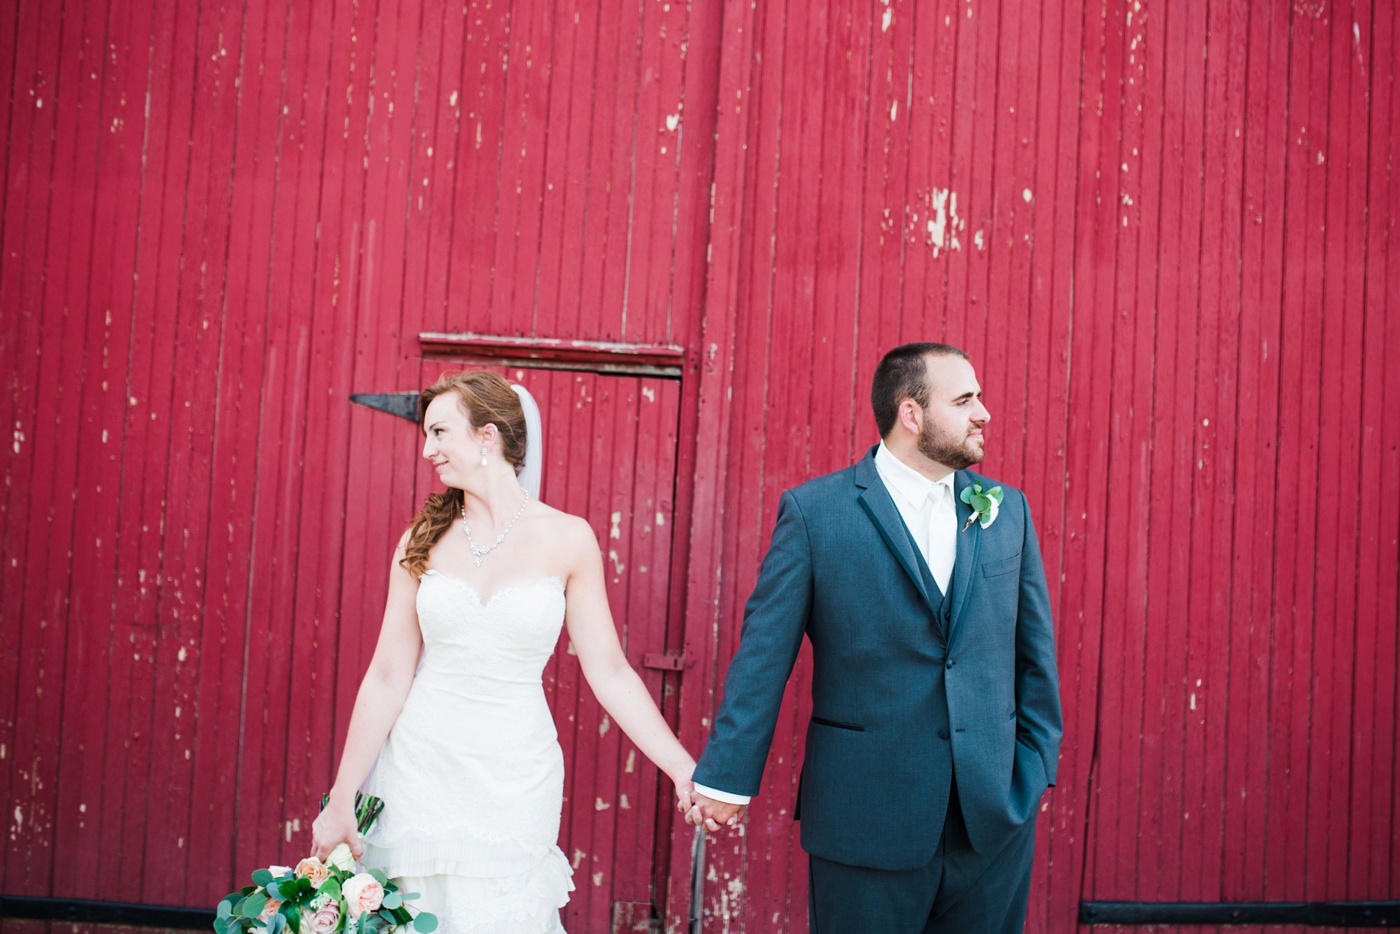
[980,553,1021,578]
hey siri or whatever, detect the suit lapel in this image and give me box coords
[854,451,932,608]
[948,470,981,639]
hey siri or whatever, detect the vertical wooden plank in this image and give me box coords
[47,0,125,899]
[668,0,757,919]
[1265,0,1320,904]
[0,0,64,893]
[529,0,595,341]
[236,0,321,875]
[98,0,204,898]
[1065,0,1121,906]
[1317,0,1369,900]
[1091,0,1152,908]
[1025,0,1084,922]
[1229,0,1289,904]
[1187,0,1246,906]
[147,0,248,898]
[182,0,291,900]
[448,0,512,328]
[487,0,556,333]
[808,0,869,477]
[50,0,149,899]
[1354,0,1399,898]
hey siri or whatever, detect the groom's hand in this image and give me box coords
[687,791,746,832]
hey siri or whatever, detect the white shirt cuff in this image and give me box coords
[693,783,752,805]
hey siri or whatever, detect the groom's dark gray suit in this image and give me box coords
[693,446,1062,900]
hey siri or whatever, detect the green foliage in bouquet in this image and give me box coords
[215,793,437,934]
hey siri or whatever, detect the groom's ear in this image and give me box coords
[896,398,923,435]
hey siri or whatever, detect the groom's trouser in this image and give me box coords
[806,784,1036,934]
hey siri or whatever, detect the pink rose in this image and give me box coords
[302,899,341,934]
[340,873,384,919]
[257,898,283,923]
[295,857,332,888]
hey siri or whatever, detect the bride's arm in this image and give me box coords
[311,533,423,860]
[562,517,696,807]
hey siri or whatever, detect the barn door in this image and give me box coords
[401,363,685,933]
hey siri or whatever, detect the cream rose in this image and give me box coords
[302,899,341,934]
[257,898,283,923]
[294,857,331,888]
[326,843,356,872]
[340,873,385,919]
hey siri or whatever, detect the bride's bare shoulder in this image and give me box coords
[526,503,599,555]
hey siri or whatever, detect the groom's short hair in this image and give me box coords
[871,342,969,437]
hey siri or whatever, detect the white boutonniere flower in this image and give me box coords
[959,483,1004,532]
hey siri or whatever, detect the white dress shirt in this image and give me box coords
[872,441,957,594]
[694,443,959,808]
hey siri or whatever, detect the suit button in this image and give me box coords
[938,728,950,740]
[945,660,954,669]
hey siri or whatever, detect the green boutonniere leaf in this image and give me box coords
[959,482,1004,531]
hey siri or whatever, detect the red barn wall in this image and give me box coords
[3,0,1398,932]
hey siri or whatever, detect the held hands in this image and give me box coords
[309,798,364,864]
[669,762,697,816]
[685,790,747,833]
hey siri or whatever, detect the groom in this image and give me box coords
[688,343,1063,933]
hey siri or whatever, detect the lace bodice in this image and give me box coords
[414,570,567,685]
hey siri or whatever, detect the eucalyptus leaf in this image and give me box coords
[413,913,439,933]
[368,868,389,886]
[381,893,402,910]
[217,901,234,920]
[251,870,275,887]
[241,893,268,920]
[214,915,231,934]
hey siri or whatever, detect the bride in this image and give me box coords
[310,371,696,933]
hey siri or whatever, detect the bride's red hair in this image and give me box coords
[400,372,528,579]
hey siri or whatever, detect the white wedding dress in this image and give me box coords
[361,570,575,934]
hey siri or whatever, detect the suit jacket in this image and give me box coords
[692,447,1063,870]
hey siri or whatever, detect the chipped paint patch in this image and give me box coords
[572,848,585,869]
[594,797,611,811]
[607,549,625,575]
[665,113,679,132]
[620,794,631,810]
[882,7,893,30]
[625,750,636,773]
[974,230,985,251]
[599,715,611,737]
[641,386,655,402]
[609,512,622,539]
[12,427,23,454]
[592,872,604,887]
[911,188,965,257]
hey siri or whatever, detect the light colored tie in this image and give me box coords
[929,483,956,595]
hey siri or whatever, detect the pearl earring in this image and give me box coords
[480,446,488,467]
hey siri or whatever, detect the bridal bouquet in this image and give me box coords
[215,794,436,934]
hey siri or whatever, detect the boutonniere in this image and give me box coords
[960,483,1004,532]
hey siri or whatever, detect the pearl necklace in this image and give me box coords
[461,489,529,567]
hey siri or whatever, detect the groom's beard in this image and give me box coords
[918,419,985,471]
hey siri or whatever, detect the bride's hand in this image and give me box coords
[669,762,697,814]
[310,798,363,863]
